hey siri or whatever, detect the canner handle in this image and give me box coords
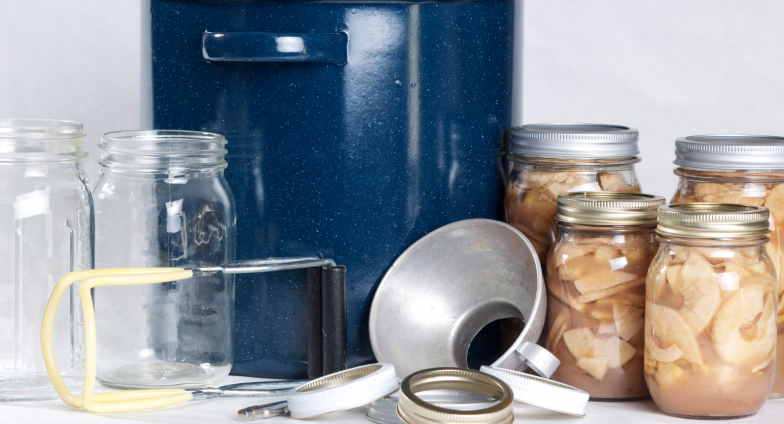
[202,31,348,64]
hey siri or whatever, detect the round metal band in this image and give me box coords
[397,368,514,424]
[510,123,640,159]
[656,203,770,239]
[556,192,665,226]
[367,391,499,424]
[674,135,784,171]
[287,363,399,419]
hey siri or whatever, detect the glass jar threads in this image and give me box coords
[0,119,92,400]
[646,204,775,419]
[671,135,784,398]
[544,192,664,400]
[93,130,236,389]
[505,124,642,265]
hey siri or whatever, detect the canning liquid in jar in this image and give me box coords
[645,203,775,419]
[504,124,642,266]
[671,135,784,398]
[544,192,664,400]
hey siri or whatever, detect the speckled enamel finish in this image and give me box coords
[143,0,514,378]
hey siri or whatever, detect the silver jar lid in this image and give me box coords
[509,123,640,159]
[657,203,770,239]
[556,192,665,226]
[674,135,784,171]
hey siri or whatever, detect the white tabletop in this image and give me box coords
[1,376,782,424]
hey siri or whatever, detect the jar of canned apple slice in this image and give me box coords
[544,192,664,400]
[505,124,642,266]
[671,135,784,399]
[646,203,776,419]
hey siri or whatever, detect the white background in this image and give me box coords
[1,0,783,198]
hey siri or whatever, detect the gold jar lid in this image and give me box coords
[656,203,770,239]
[555,192,665,226]
[397,368,514,424]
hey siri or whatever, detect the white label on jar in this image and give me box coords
[609,256,628,271]
[22,166,47,178]
[568,183,602,193]
[715,271,740,291]
[709,249,735,259]
[165,171,188,185]
[166,199,184,233]
[742,185,767,198]
[13,187,50,220]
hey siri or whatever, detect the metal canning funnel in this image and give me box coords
[369,219,546,378]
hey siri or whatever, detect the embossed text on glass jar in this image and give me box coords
[93,130,236,389]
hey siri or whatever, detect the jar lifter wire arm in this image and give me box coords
[41,257,341,413]
[195,256,348,378]
[189,380,311,399]
[41,268,196,413]
[193,257,336,276]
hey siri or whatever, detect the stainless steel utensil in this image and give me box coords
[369,219,546,377]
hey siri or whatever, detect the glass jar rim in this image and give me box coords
[674,166,784,180]
[655,234,769,246]
[0,119,87,163]
[99,130,228,172]
[508,153,641,166]
[557,221,658,232]
[101,130,227,153]
[0,119,84,139]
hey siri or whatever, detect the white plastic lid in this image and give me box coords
[479,366,589,417]
[286,363,399,419]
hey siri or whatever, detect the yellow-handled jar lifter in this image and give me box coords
[41,257,343,413]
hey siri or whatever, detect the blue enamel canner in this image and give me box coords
[142,0,515,378]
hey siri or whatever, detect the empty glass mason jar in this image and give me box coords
[93,130,236,389]
[671,135,784,398]
[505,124,642,266]
[0,119,92,400]
[545,192,664,400]
[646,204,775,419]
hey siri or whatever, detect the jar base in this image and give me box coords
[98,362,230,389]
[589,396,650,402]
[664,412,757,420]
[0,373,82,401]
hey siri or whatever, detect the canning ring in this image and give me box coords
[287,363,399,419]
[367,390,500,424]
[397,368,514,424]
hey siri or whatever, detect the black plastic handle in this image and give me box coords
[322,266,348,375]
[307,268,323,379]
